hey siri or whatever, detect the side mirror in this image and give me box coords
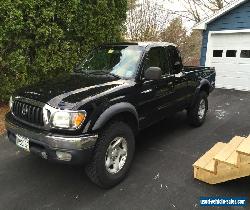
[173,61,183,74]
[144,67,162,80]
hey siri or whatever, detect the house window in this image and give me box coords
[213,50,223,57]
[226,50,237,57]
[240,50,250,58]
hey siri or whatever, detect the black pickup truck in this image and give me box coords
[5,42,215,188]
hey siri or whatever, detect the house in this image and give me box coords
[194,0,250,91]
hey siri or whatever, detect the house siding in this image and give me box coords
[200,1,250,66]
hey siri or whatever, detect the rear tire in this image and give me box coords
[187,91,208,127]
[85,121,135,188]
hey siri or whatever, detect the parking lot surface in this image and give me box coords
[0,89,250,210]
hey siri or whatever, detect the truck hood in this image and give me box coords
[16,73,126,109]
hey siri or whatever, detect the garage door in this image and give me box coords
[206,32,250,91]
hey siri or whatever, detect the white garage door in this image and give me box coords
[206,32,250,91]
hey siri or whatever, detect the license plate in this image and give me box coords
[16,134,30,152]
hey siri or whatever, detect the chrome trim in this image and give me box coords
[46,134,98,144]
[175,72,185,78]
[46,134,98,150]
[141,89,152,94]
[14,96,46,107]
[9,96,13,110]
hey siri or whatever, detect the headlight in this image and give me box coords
[9,96,13,110]
[52,111,86,129]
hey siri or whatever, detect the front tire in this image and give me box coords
[85,121,135,188]
[187,91,208,127]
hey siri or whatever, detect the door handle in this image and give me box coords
[168,82,173,86]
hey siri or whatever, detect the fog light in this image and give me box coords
[56,151,72,161]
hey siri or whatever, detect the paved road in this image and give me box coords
[0,89,250,210]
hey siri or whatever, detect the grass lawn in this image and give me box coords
[0,104,9,135]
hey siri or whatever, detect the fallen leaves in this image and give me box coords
[0,104,9,135]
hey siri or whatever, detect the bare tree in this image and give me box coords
[167,0,233,23]
[125,0,169,41]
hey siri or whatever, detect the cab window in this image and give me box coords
[144,47,169,76]
[165,46,182,74]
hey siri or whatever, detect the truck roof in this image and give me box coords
[138,42,176,47]
[102,42,176,48]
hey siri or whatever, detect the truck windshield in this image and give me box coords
[75,45,143,79]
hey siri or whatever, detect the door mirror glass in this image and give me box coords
[144,67,162,80]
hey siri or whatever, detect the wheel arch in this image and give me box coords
[191,79,210,107]
[199,80,210,96]
[91,102,139,134]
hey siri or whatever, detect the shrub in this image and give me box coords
[0,0,127,102]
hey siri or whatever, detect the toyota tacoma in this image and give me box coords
[5,42,216,188]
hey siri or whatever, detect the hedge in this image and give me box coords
[0,0,127,103]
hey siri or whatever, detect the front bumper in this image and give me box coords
[5,113,98,164]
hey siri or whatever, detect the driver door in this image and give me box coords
[137,47,174,128]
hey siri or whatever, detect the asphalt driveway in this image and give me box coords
[0,89,250,210]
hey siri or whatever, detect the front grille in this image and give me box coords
[12,100,44,126]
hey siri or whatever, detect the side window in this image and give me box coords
[161,48,170,75]
[240,50,250,58]
[144,47,168,75]
[166,46,182,73]
[147,48,161,68]
[213,50,223,57]
[226,50,237,57]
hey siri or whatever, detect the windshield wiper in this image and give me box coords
[108,72,121,79]
[73,70,89,75]
[87,70,121,79]
[74,67,90,75]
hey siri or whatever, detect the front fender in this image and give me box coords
[91,102,139,131]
